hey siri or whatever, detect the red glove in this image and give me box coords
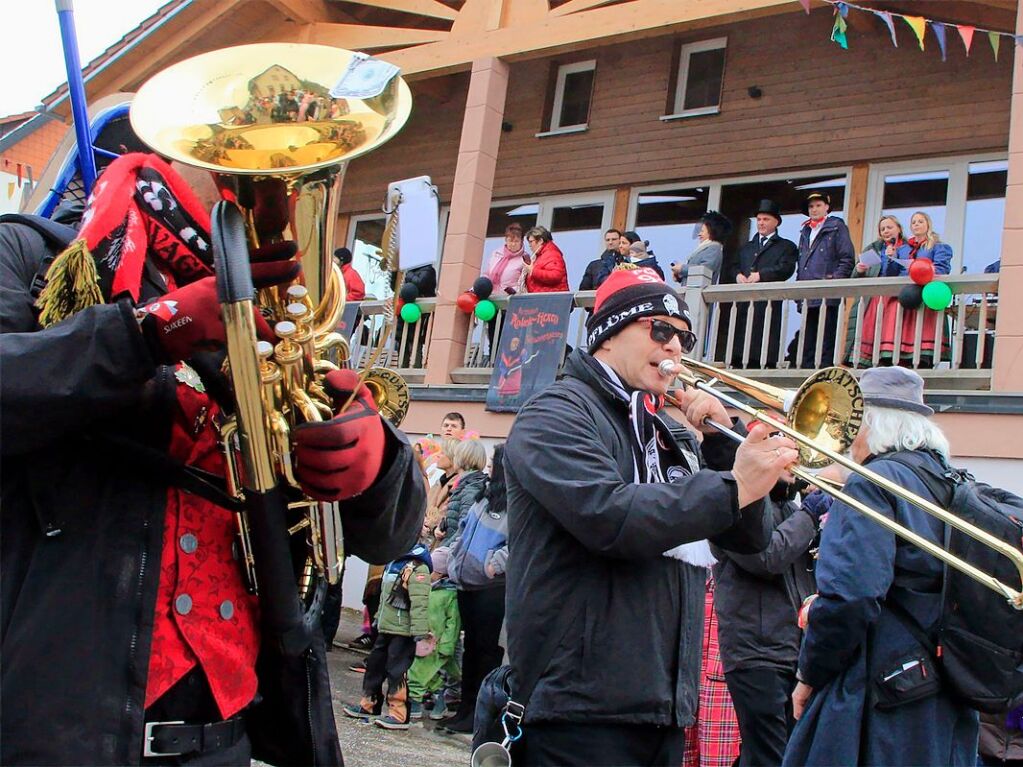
[293,369,386,501]
[138,253,298,364]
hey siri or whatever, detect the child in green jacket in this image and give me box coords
[408,546,462,721]
[343,543,432,729]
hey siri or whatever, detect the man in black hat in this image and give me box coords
[790,192,854,368]
[731,200,798,368]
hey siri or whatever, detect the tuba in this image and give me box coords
[131,44,414,641]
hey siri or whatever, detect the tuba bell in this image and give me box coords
[131,44,413,615]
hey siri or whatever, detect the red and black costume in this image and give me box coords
[0,155,425,766]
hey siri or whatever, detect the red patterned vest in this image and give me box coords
[144,366,261,719]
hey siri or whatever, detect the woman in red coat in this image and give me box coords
[524,226,569,292]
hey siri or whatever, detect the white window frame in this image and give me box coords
[864,152,1007,275]
[663,37,727,121]
[539,59,596,136]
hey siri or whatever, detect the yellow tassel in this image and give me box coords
[36,239,104,328]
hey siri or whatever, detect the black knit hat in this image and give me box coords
[585,267,690,352]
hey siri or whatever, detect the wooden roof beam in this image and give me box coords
[263,0,337,23]
[308,0,807,76]
[342,0,460,21]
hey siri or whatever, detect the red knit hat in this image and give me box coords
[585,267,690,352]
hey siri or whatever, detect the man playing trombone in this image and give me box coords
[503,267,798,766]
[783,367,979,766]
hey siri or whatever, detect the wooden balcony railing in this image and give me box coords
[451,267,1000,390]
[347,297,436,383]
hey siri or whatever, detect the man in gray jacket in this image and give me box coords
[504,267,799,766]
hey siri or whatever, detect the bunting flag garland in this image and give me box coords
[903,15,927,50]
[958,24,976,55]
[799,0,810,14]
[932,22,947,61]
[831,11,848,49]
[811,0,1020,62]
[876,10,898,48]
[989,30,1001,61]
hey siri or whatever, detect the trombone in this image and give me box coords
[658,359,1023,611]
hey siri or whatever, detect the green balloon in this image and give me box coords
[921,281,953,311]
[474,299,497,322]
[400,302,422,323]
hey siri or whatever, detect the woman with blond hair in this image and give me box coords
[442,439,489,544]
[851,212,951,366]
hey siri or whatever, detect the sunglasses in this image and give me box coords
[640,318,697,353]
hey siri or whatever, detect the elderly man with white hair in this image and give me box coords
[783,367,979,767]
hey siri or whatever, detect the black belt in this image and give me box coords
[143,716,246,758]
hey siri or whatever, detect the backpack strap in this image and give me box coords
[0,213,78,299]
[877,450,957,663]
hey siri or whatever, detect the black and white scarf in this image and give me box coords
[584,355,716,567]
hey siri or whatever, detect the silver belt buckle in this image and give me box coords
[143,720,185,757]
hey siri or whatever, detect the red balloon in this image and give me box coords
[908,258,935,286]
[456,291,480,313]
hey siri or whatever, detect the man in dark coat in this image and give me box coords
[730,199,798,369]
[578,228,622,291]
[791,192,854,368]
[783,368,979,766]
[0,156,425,766]
[504,267,799,766]
[711,486,822,767]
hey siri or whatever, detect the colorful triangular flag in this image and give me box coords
[875,10,898,47]
[957,24,975,55]
[831,13,848,49]
[989,30,1001,61]
[932,22,947,61]
[7,182,15,200]
[836,2,848,18]
[902,15,927,50]
[799,0,810,14]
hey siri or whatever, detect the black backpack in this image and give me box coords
[885,451,1023,713]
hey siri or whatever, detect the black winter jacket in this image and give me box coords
[442,469,489,542]
[733,233,798,284]
[0,219,426,766]
[504,350,770,727]
[711,495,817,674]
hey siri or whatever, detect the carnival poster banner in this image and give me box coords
[485,292,574,413]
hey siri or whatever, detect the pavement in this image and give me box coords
[324,609,471,767]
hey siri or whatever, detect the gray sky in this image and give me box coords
[2,0,168,116]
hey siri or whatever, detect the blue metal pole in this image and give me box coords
[55,0,98,196]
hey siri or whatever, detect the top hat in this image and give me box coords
[802,192,831,216]
[755,199,782,223]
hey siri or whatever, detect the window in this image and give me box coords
[632,187,710,276]
[349,216,391,300]
[880,170,950,245]
[545,60,596,134]
[963,161,1007,274]
[666,38,727,119]
[865,156,1007,273]
[483,202,539,264]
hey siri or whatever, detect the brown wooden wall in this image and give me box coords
[339,74,468,213]
[340,6,1013,212]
